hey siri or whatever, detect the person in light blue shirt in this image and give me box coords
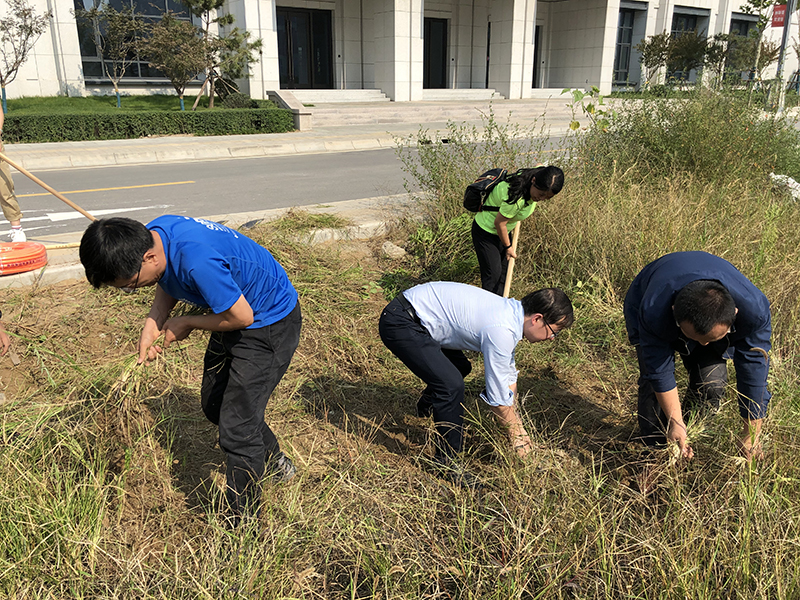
[379,282,573,485]
[79,215,301,526]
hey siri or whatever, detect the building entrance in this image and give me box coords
[423,17,448,88]
[277,8,333,89]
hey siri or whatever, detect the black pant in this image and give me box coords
[636,342,728,445]
[472,219,510,296]
[379,295,472,458]
[201,302,302,516]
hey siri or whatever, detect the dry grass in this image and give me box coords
[2,101,800,597]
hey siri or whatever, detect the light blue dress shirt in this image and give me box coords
[404,281,524,407]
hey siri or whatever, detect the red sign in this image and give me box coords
[773,4,787,27]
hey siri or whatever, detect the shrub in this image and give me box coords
[221,92,257,109]
[576,90,800,185]
[2,108,294,142]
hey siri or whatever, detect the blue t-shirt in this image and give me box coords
[148,216,297,329]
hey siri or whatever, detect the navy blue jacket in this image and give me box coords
[624,252,771,420]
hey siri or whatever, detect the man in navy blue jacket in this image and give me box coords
[624,252,771,460]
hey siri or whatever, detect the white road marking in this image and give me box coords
[21,205,172,223]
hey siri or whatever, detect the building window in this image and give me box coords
[74,0,192,81]
[613,9,636,84]
[729,18,756,38]
[671,14,698,36]
[670,11,707,81]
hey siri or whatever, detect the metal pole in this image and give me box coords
[777,0,797,115]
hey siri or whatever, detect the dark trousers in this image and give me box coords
[472,219,510,296]
[201,302,302,516]
[637,343,728,445]
[379,296,472,457]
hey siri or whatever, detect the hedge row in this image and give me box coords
[2,109,295,143]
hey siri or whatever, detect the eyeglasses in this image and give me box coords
[543,319,558,339]
[121,263,142,294]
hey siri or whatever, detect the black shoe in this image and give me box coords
[416,393,433,418]
[432,453,484,490]
[266,452,297,483]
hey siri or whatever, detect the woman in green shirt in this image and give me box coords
[472,166,564,295]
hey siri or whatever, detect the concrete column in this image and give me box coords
[597,0,621,94]
[373,0,423,100]
[228,0,280,98]
[486,0,535,98]
[544,0,618,93]
[6,0,85,98]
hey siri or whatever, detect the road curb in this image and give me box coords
[0,197,408,290]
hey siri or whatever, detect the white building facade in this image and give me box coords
[4,0,799,101]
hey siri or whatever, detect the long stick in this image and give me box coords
[502,221,521,298]
[0,151,97,222]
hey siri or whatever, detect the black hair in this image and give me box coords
[521,288,574,329]
[673,280,736,335]
[79,217,154,289]
[505,165,565,204]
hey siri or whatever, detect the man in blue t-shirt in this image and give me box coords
[624,252,771,461]
[80,216,302,524]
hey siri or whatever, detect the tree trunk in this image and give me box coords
[191,77,208,111]
[749,33,764,106]
[209,73,216,109]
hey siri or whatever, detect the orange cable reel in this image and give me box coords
[0,242,48,276]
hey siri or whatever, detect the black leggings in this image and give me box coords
[471,219,510,296]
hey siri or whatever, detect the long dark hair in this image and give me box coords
[505,165,564,204]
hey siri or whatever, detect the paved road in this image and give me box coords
[12,148,411,239]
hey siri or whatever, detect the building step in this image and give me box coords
[421,88,504,101]
[308,98,576,127]
[290,89,390,104]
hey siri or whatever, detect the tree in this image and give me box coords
[636,31,708,86]
[73,2,144,108]
[182,0,262,109]
[0,0,51,113]
[636,32,671,86]
[143,12,206,111]
[705,33,733,88]
[739,0,777,85]
[667,30,708,81]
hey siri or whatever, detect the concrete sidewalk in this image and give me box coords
[5,98,574,172]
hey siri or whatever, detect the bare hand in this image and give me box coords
[513,433,533,458]
[667,418,694,460]
[736,422,764,462]
[162,317,194,350]
[0,327,9,356]
[505,248,517,260]
[137,318,165,364]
